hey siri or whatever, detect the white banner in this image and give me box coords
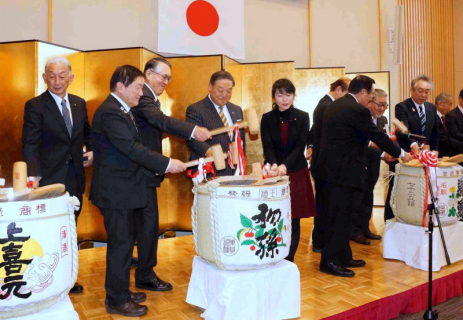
[158,0,245,59]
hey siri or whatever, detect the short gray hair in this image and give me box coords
[411,74,433,90]
[435,92,453,104]
[372,88,387,101]
[45,57,72,75]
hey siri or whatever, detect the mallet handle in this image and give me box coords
[184,154,228,168]
[209,121,248,136]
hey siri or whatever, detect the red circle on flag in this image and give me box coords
[186,1,219,37]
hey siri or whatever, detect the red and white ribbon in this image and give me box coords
[233,125,246,176]
[419,149,438,228]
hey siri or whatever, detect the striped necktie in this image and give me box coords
[418,105,426,136]
[128,110,139,133]
[219,106,232,141]
[61,99,73,137]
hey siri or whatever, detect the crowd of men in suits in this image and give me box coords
[20,56,463,314]
[308,74,463,277]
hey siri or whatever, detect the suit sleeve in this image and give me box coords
[83,101,93,151]
[261,114,278,165]
[185,105,212,156]
[445,113,463,151]
[357,108,401,158]
[22,99,42,176]
[134,96,195,139]
[429,111,439,151]
[307,126,313,148]
[395,103,415,147]
[101,109,170,174]
[282,113,309,169]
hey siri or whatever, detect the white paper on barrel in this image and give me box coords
[0,193,76,316]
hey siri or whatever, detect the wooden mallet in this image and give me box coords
[209,108,259,136]
[185,144,228,170]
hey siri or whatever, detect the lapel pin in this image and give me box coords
[413,108,416,112]
[74,104,77,107]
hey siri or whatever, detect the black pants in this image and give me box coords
[351,181,376,237]
[318,180,361,265]
[286,218,301,262]
[134,187,159,283]
[311,178,325,248]
[64,159,83,222]
[384,161,398,221]
[100,207,137,305]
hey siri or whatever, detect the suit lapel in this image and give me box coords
[228,104,239,124]
[43,91,71,139]
[109,95,140,138]
[286,107,298,152]
[204,96,227,128]
[270,108,282,148]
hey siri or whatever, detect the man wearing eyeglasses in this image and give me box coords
[351,89,395,245]
[384,75,439,221]
[131,57,211,292]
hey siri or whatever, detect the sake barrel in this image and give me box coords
[391,164,463,226]
[192,176,291,271]
[0,192,78,318]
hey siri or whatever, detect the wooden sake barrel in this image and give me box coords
[0,192,78,318]
[192,176,291,271]
[391,164,463,226]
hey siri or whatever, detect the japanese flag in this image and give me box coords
[158,0,245,59]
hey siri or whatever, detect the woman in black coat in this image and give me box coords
[260,79,316,262]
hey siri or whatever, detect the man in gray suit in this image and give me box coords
[186,71,246,177]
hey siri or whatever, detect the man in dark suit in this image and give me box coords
[351,89,396,245]
[311,75,412,277]
[308,78,350,253]
[22,57,93,294]
[90,65,187,317]
[435,92,453,157]
[185,71,245,177]
[384,75,439,220]
[445,89,463,157]
[131,58,210,291]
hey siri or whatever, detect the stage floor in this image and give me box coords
[71,208,463,320]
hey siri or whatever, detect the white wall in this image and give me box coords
[0,0,48,42]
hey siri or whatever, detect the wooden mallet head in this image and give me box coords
[211,144,226,170]
[246,108,259,135]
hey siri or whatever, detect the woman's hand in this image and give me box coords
[270,163,279,177]
[278,164,287,176]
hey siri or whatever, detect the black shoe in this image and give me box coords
[312,245,322,253]
[106,300,148,317]
[70,282,83,294]
[135,276,173,292]
[351,235,370,245]
[343,259,366,268]
[131,257,138,267]
[364,231,382,240]
[320,262,355,277]
[105,291,147,305]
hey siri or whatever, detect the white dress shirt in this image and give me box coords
[48,90,73,126]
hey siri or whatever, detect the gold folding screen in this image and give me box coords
[398,0,454,102]
[1,40,362,242]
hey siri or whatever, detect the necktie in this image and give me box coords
[419,105,426,136]
[442,115,447,133]
[61,99,73,137]
[128,110,139,133]
[154,98,161,109]
[219,106,233,141]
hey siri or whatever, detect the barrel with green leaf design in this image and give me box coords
[192,176,291,270]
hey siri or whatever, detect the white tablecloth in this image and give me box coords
[186,256,300,320]
[383,220,463,271]
[9,296,79,320]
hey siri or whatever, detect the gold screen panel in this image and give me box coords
[0,42,37,186]
[241,62,295,169]
[162,56,222,231]
[294,68,345,123]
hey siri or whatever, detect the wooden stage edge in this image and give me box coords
[71,208,463,320]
